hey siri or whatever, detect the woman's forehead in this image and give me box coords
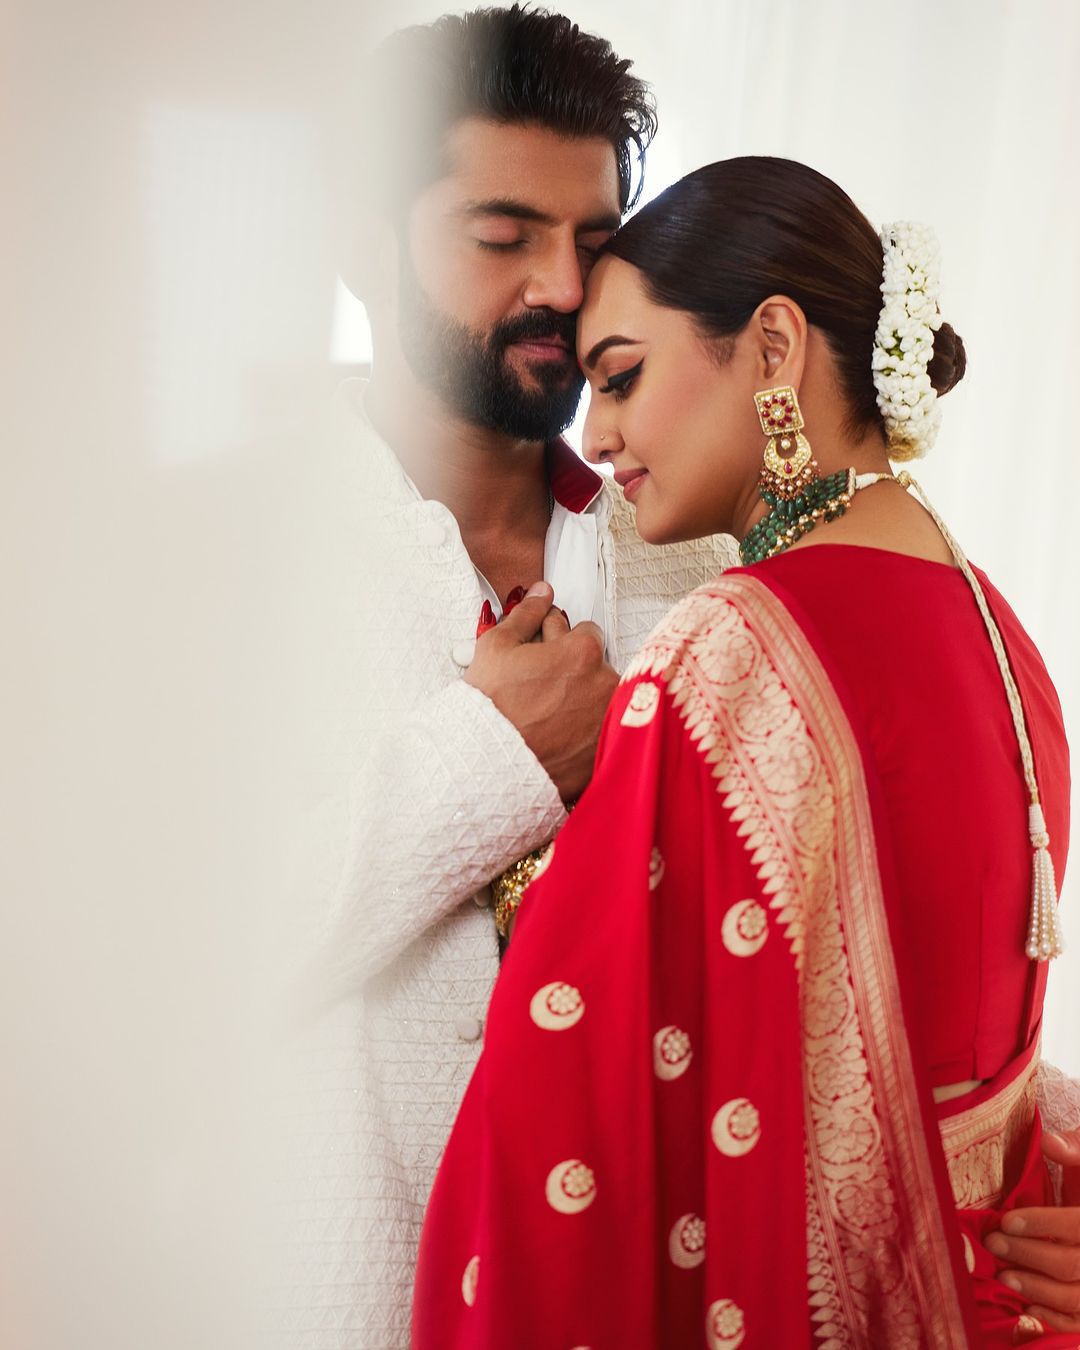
[578,256,648,347]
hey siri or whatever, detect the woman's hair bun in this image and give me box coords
[927,322,967,397]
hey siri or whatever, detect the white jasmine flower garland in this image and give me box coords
[872,222,943,460]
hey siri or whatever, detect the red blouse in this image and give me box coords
[739,544,1070,1087]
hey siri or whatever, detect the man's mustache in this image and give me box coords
[491,308,578,353]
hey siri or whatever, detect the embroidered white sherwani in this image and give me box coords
[273,381,736,1347]
[277,380,1080,1349]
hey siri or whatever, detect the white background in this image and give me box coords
[3,4,1078,1343]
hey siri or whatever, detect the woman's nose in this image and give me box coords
[582,406,621,464]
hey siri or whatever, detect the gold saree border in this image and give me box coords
[938,1047,1039,1209]
[626,576,970,1349]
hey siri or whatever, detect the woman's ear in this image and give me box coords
[753,296,808,388]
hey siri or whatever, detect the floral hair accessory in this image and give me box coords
[872,222,943,461]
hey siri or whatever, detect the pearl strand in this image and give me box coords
[881,471,1064,963]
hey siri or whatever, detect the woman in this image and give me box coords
[412,158,1071,1346]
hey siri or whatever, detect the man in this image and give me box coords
[283,7,1080,1345]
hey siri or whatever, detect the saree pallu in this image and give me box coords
[413,575,1057,1348]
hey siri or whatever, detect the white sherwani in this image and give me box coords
[273,381,737,1348]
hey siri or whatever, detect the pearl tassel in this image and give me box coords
[1027,803,1065,961]
[856,471,1065,962]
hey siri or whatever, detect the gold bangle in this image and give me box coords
[492,846,549,939]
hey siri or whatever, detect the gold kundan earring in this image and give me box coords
[739,385,856,564]
[755,385,813,490]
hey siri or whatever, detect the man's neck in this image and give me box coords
[364,371,552,576]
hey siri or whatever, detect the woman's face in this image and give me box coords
[577,255,762,545]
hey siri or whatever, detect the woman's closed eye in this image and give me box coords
[599,358,644,401]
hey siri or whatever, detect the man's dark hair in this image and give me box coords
[363,5,656,219]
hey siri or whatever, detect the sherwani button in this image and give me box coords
[455,1016,483,1042]
[452,639,476,668]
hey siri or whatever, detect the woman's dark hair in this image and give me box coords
[364,5,656,218]
[602,157,965,437]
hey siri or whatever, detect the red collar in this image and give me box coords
[547,438,604,514]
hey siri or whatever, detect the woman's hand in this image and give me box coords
[984,1129,1080,1331]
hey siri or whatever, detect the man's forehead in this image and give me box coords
[437,116,622,223]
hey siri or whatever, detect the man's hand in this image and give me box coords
[465,581,618,802]
[984,1129,1080,1331]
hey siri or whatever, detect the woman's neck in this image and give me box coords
[731,400,892,546]
[734,398,956,568]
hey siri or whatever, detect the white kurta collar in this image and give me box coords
[342,378,612,641]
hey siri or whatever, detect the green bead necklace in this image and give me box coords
[739,466,858,566]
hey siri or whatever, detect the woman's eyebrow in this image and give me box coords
[582,335,641,369]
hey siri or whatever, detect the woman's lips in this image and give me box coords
[614,468,648,501]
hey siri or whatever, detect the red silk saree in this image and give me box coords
[414,554,1070,1348]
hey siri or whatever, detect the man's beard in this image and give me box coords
[397,260,584,441]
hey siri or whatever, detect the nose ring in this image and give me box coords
[600,434,608,442]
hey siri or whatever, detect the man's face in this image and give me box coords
[399,117,623,441]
